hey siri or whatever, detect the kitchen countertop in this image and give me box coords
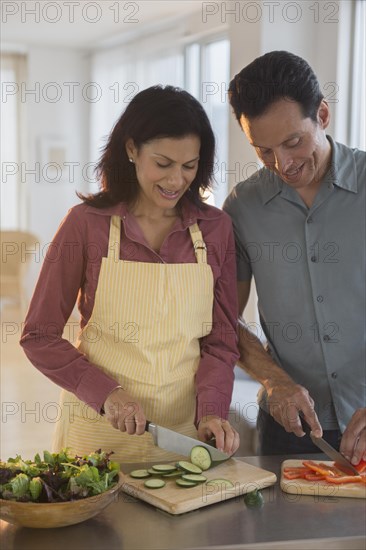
[1,455,365,550]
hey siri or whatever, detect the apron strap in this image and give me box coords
[108,215,121,262]
[189,223,208,264]
[107,217,207,264]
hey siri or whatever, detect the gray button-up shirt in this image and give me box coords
[224,137,366,431]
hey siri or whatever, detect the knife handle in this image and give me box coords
[299,414,312,436]
[145,420,157,445]
[145,420,156,432]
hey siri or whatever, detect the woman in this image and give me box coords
[20,85,240,463]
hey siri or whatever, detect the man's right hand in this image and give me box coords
[103,388,146,435]
[267,382,323,438]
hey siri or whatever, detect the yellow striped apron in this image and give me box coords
[53,215,214,462]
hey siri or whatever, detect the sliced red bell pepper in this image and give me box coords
[302,460,338,477]
[324,474,363,484]
[304,473,326,481]
[317,462,347,476]
[283,472,303,479]
[283,472,312,475]
[355,459,366,474]
[283,469,313,480]
[284,460,366,485]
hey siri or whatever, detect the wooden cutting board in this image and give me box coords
[120,458,276,515]
[281,460,366,499]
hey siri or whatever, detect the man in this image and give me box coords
[224,51,366,463]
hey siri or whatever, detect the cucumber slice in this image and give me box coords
[176,461,203,474]
[162,471,182,478]
[152,464,177,473]
[129,469,151,479]
[181,474,207,483]
[190,446,212,471]
[206,478,234,489]
[147,468,162,475]
[144,478,166,489]
[176,479,198,487]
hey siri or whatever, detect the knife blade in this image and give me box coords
[300,417,359,475]
[309,434,360,476]
[145,421,230,463]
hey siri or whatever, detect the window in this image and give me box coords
[350,0,365,149]
[185,38,230,207]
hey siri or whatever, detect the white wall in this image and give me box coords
[25,46,90,247]
[19,46,90,296]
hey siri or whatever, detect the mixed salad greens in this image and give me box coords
[0,448,120,503]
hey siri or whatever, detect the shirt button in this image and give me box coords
[331,372,337,379]
[307,217,313,224]
[323,335,330,342]
[317,295,324,302]
[310,256,317,263]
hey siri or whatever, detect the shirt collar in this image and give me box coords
[325,136,358,193]
[260,170,283,205]
[84,194,222,227]
[261,135,358,205]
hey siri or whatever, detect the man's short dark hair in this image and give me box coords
[229,51,324,123]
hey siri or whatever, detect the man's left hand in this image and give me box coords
[340,408,366,465]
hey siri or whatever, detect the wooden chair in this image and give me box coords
[0,230,40,314]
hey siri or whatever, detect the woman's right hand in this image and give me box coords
[103,388,146,435]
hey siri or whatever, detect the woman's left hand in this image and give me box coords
[197,416,240,456]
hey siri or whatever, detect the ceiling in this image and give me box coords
[1,1,201,50]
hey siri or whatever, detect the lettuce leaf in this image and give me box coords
[10,473,30,498]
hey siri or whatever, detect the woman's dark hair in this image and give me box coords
[78,85,215,208]
[229,51,324,123]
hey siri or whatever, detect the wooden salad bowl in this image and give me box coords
[0,473,123,529]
